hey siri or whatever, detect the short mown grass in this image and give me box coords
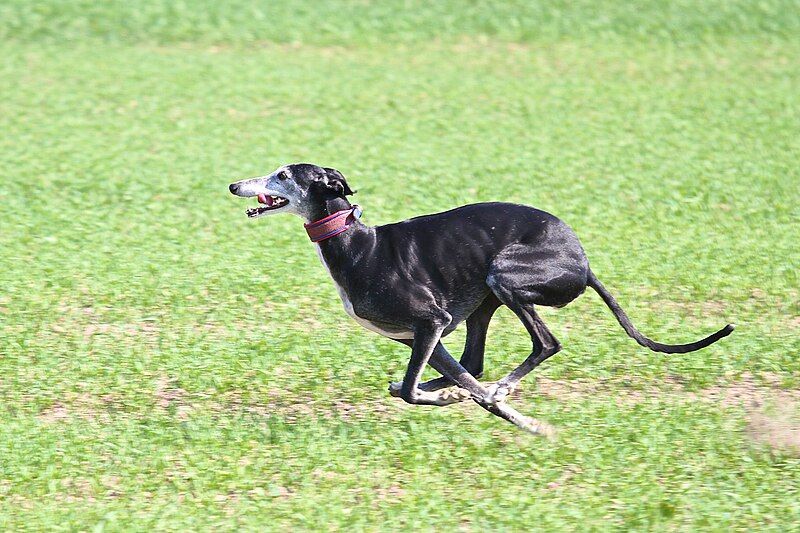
[1,1,798,530]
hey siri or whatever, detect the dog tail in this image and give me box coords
[586,269,734,353]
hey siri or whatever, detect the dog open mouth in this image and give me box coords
[246,194,289,217]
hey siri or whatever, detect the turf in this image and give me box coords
[1,1,799,530]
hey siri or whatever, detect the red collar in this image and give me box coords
[304,206,362,243]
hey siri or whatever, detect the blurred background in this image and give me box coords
[0,1,798,529]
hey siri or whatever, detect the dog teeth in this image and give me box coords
[245,197,287,218]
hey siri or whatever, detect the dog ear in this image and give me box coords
[322,167,355,196]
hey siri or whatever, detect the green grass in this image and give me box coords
[1,1,799,530]
[2,0,800,45]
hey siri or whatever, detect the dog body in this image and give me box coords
[230,163,733,434]
[315,202,588,340]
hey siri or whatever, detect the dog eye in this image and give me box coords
[277,171,288,180]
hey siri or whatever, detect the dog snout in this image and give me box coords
[229,182,240,195]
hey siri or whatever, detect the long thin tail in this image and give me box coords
[587,269,734,354]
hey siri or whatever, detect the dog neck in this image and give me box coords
[309,197,375,283]
[304,205,362,243]
[304,197,368,242]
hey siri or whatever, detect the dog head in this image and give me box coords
[229,163,354,220]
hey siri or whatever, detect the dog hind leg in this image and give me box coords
[487,304,560,403]
[484,246,577,402]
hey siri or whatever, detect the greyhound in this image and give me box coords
[229,163,734,434]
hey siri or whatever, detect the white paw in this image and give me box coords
[485,382,513,404]
[437,387,471,404]
[388,381,470,405]
[524,418,557,439]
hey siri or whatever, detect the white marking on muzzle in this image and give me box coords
[231,177,270,197]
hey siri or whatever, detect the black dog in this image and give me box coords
[230,163,734,434]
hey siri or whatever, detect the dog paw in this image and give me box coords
[524,418,557,439]
[436,387,471,404]
[388,381,402,397]
[388,382,470,405]
[485,382,513,404]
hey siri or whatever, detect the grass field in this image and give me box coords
[1,1,799,530]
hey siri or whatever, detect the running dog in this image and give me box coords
[229,163,734,434]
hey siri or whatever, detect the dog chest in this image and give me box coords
[314,245,414,339]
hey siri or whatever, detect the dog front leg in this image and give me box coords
[396,316,471,406]
[389,340,471,405]
[389,296,499,395]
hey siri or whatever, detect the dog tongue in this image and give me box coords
[257,193,271,206]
